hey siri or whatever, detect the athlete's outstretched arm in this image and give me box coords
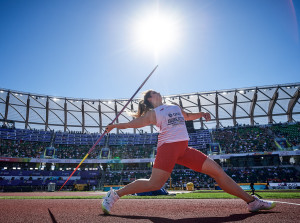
[105,110,156,133]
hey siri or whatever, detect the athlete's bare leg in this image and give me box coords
[201,158,254,203]
[116,168,170,197]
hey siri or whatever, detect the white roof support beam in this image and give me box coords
[81,100,85,133]
[98,102,103,134]
[114,101,119,134]
[25,95,30,129]
[4,91,10,121]
[64,99,67,132]
[215,93,219,128]
[197,95,204,129]
[45,97,49,131]
[232,91,237,126]
[288,89,300,122]
[268,87,279,124]
[250,88,258,125]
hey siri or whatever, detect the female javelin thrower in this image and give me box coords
[102,90,275,214]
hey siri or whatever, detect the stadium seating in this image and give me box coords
[0,123,299,191]
[1,124,300,159]
[54,132,106,145]
[212,126,277,154]
[271,123,300,147]
[0,128,51,142]
[102,167,300,189]
[0,169,98,190]
[0,127,214,159]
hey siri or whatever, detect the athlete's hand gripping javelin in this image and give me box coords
[202,112,211,121]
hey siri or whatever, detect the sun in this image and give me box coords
[134,12,180,55]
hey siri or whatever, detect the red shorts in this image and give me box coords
[153,141,208,173]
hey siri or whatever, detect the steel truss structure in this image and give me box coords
[0,83,299,133]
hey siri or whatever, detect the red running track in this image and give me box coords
[0,198,299,223]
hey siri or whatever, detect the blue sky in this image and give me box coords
[1,0,299,100]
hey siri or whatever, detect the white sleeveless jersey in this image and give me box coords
[154,104,189,147]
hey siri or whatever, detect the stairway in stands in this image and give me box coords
[49,131,56,147]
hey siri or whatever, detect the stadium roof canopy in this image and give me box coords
[0,83,299,133]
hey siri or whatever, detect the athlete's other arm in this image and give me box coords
[105,110,156,133]
[181,110,211,122]
[170,102,211,122]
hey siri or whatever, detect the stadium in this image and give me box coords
[1,83,299,191]
[1,83,300,221]
[1,1,300,222]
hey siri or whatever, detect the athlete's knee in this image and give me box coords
[148,180,165,191]
[202,158,225,178]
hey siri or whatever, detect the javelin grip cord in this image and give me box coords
[59,65,158,191]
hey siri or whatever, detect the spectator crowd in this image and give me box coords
[212,126,276,154]
[103,166,300,188]
[0,123,299,159]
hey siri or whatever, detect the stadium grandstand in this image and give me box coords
[0,83,299,192]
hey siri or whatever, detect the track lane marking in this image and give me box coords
[271,201,300,206]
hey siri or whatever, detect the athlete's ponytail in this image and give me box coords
[131,90,154,118]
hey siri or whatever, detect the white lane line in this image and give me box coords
[271,201,300,206]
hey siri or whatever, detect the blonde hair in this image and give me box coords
[131,90,154,118]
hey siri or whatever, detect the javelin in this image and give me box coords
[59,65,158,191]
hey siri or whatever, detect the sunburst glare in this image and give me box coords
[134,11,181,58]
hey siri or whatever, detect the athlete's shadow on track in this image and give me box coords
[101,211,279,223]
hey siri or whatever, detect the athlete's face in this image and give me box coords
[148,91,162,103]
